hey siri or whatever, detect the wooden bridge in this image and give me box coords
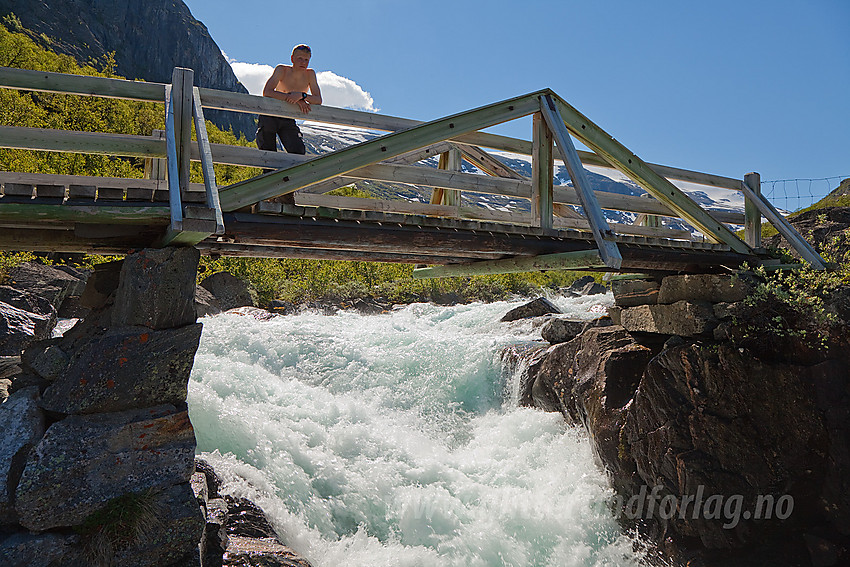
[0,66,826,277]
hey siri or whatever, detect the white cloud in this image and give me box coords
[224,53,378,112]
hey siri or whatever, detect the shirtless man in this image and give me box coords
[257,44,322,202]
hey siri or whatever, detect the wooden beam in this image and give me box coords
[195,241,476,264]
[217,91,544,211]
[164,85,183,231]
[453,143,526,180]
[172,68,193,202]
[0,201,170,223]
[531,112,554,229]
[552,202,583,220]
[738,180,826,269]
[0,125,165,158]
[295,193,458,216]
[412,249,606,278]
[550,94,751,254]
[0,171,194,192]
[744,172,761,248]
[383,142,455,165]
[553,217,694,240]
[192,87,224,234]
[0,66,165,101]
[541,95,622,269]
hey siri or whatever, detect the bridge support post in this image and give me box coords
[171,68,194,200]
[431,148,462,208]
[744,172,761,248]
[531,112,554,229]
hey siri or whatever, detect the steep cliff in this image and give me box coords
[0,0,255,138]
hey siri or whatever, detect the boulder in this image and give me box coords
[0,286,57,324]
[15,404,196,531]
[224,496,279,540]
[532,327,651,493]
[79,259,124,310]
[0,387,46,524]
[0,532,84,567]
[201,271,257,311]
[500,297,561,322]
[579,281,607,296]
[6,262,86,309]
[40,323,202,415]
[111,483,205,567]
[619,300,718,337]
[195,284,223,318]
[0,301,54,356]
[223,537,313,567]
[568,275,596,292]
[500,343,550,407]
[112,247,200,329]
[541,315,612,344]
[21,338,69,381]
[611,278,660,307]
[657,274,752,305]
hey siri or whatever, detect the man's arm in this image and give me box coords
[304,70,322,105]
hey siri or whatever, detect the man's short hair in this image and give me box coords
[292,44,311,56]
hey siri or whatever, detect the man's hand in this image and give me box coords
[295,98,311,113]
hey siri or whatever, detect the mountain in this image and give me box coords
[0,0,254,138]
[299,123,745,234]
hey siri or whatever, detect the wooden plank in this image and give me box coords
[195,241,478,264]
[550,94,751,253]
[296,178,351,195]
[126,186,154,202]
[541,95,622,269]
[738,180,826,269]
[453,143,526,180]
[553,217,694,239]
[172,68,193,203]
[383,142,455,165]
[0,125,165,158]
[0,171,194,192]
[0,66,165,102]
[0,202,170,223]
[144,130,167,182]
[295,193,458,216]
[3,183,33,197]
[34,184,64,199]
[531,112,554,229]
[96,187,124,201]
[218,91,544,211]
[744,172,761,248]
[192,87,224,234]
[68,184,97,199]
[164,85,183,231]
[552,202,583,220]
[412,249,606,278]
[345,162,532,199]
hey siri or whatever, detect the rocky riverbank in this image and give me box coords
[0,252,312,567]
[504,271,850,566]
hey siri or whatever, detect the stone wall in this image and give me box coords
[0,248,204,566]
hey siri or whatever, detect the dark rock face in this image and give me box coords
[5,262,86,310]
[196,284,223,318]
[15,405,196,531]
[0,0,255,138]
[40,323,202,415]
[0,532,84,567]
[111,247,200,329]
[766,206,850,261]
[201,271,257,311]
[0,300,54,356]
[500,297,561,322]
[111,483,205,567]
[540,315,612,344]
[0,387,45,525]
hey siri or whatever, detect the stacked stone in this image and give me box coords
[608,274,752,338]
[0,248,205,567]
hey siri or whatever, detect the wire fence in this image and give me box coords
[761,176,849,212]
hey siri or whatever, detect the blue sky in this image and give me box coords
[183,0,849,205]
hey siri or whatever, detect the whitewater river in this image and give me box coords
[188,293,646,567]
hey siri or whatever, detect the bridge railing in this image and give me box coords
[0,65,827,269]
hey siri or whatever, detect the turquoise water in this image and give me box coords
[187,295,644,566]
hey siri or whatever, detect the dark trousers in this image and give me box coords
[256,115,306,204]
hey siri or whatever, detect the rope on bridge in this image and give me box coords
[762,175,850,211]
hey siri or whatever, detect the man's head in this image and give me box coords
[291,44,311,69]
